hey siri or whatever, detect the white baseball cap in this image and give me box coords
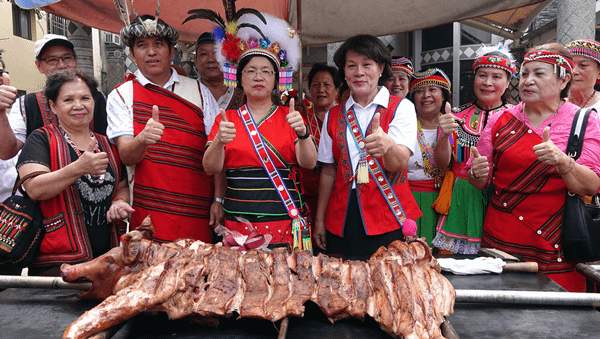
[34,34,75,58]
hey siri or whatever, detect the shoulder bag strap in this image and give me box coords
[566,108,594,160]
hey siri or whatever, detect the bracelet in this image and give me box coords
[297,124,310,140]
[112,198,126,204]
[214,197,224,204]
[558,157,575,175]
[469,168,480,180]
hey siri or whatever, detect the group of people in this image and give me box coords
[1,9,600,293]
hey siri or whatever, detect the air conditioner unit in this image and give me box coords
[104,34,122,46]
[104,33,113,44]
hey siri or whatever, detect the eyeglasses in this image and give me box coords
[0,70,8,76]
[242,69,275,78]
[40,55,76,66]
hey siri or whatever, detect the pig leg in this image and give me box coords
[63,262,177,339]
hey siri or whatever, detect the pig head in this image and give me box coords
[61,216,156,300]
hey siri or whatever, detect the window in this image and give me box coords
[48,14,69,37]
[12,3,32,40]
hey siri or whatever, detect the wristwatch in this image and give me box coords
[214,197,224,204]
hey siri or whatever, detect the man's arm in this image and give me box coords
[0,74,22,159]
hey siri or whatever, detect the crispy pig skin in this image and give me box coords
[62,218,454,339]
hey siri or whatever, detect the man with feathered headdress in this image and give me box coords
[106,14,223,243]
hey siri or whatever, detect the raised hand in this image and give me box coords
[77,138,109,176]
[533,126,562,165]
[438,102,459,137]
[0,73,18,114]
[470,146,489,180]
[139,105,164,146]
[215,108,236,145]
[364,112,393,158]
[286,98,307,136]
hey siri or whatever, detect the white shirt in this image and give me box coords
[318,86,417,186]
[106,69,219,141]
[8,96,28,144]
[407,128,437,181]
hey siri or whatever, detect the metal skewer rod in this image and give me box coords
[0,276,91,290]
[455,289,600,307]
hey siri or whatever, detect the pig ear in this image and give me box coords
[122,231,143,265]
[137,215,156,241]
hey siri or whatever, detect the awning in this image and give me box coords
[16,0,550,44]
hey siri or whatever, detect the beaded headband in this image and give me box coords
[409,68,451,94]
[566,39,600,85]
[391,57,413,76]
[473,55,516,76]
[566,39,600,64]
[523,50,574,79]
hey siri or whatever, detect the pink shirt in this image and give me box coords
[469,101,600,179]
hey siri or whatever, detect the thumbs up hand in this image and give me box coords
[286,98,307,136]
[438,103,459,137]
[0,73,18,114]
[215,108,236,145]
[77,138,109,176]
[470,146,489,180]
[364,112,393,158]
[139,105,164,146]
[533,126,561,165]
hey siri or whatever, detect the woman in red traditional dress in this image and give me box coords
[313,35,422,260]
[17,71,131,269]
[299,64,339,223]
[203,13,317,247]
[469,43,600,292]
[432,47,516,254]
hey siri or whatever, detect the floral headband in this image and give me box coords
[409,68,451,94]
[473,55,516,76]
[391,57,413,76]
[523,50,574,79]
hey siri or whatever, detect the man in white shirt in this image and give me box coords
[107,15,222,243]
[194,32,245,113]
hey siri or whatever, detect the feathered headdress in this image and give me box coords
[472,43,517,77]
[117,0,179,46]
[184,1,300,91]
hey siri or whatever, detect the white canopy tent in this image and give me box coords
[17,0,550,45]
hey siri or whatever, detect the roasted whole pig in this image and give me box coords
[61,216,455,339]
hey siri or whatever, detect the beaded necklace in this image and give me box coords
[416,117,443,188]
[58,125,105,185]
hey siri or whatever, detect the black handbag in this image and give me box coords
[561,107,600,262]
[0,171,47,268]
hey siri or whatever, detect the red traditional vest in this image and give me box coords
[130,79,214,242]
[325,97,422,237]
[482,111,574,273]
[34,124,123,266]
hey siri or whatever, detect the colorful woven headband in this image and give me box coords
[473,55,516,76]
[523,50,574,79]
[566,39,600,64]
[566,39,600,84]
[391,57,413,76]
[409,68,451,94]
[120,15,179,47]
